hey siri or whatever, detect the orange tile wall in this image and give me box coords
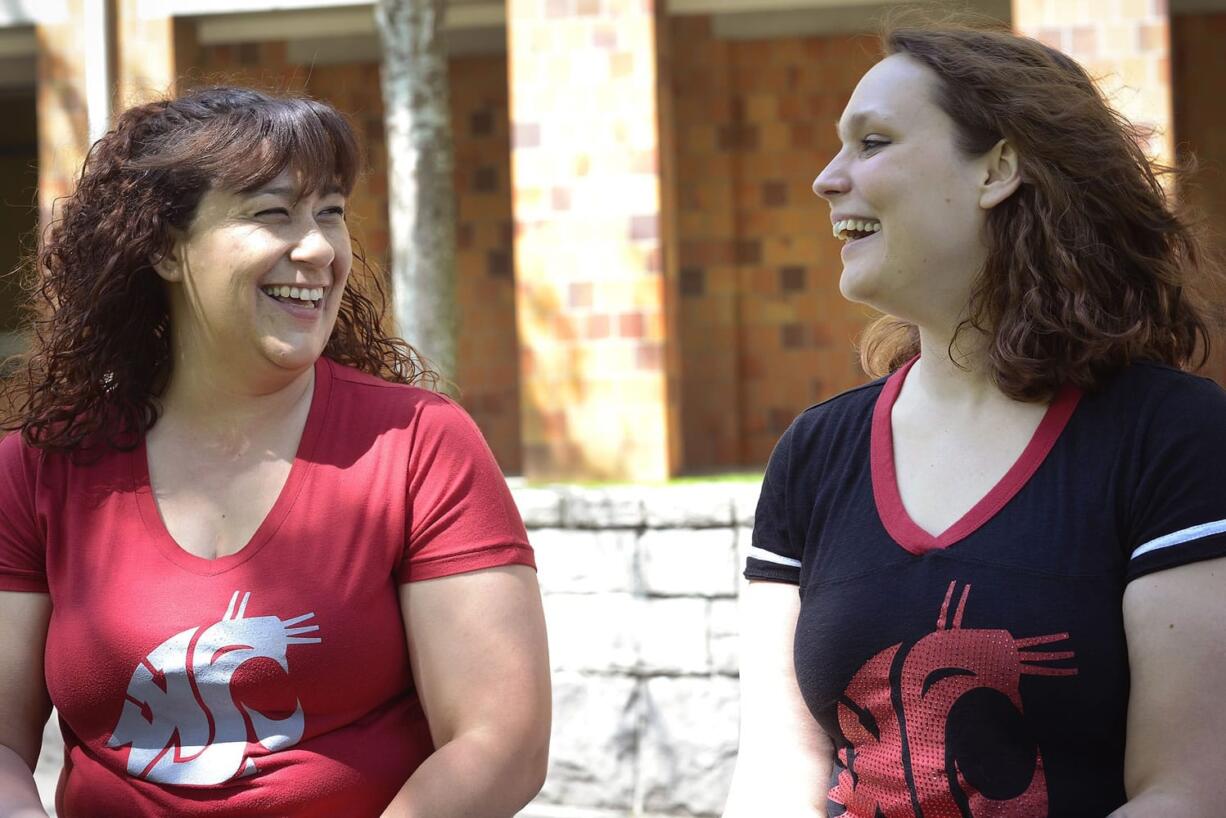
[449,56,522,473]
[669,16,878,469]
[192,42,522,472]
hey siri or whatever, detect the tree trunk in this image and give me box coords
[375,0,457,393]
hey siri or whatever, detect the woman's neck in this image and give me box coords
[907,325,1003,408]
[155,358,316,448]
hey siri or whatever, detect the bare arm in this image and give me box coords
[0,591,52,818]
[723,580,831,818]
[1108,556,1226,817]
[380,565,550,818]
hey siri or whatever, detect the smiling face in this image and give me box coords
[156,167,352,384]
[814,54,996,329]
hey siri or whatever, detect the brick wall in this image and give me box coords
[449,56,522,472]
[670,16,877,469]
[191,43,522,472]
[1173,12,1226,385]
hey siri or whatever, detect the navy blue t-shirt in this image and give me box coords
[745,358,1226,818]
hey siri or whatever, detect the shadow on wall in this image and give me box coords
[0,90,38,331]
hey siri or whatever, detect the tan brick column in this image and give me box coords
[115,0,188,107]
[35,0,90,226]
[37,2,191,228]
[507,0,679,481]
[1012,0,1173,169]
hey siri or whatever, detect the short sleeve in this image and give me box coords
[745,421,802,584]
[0,433,48,593]
[396,396,534,583]
[1126,374,1226,582]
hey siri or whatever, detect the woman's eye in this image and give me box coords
[255,208,289,218]
[860,138,888,153]
[319,206,346,219]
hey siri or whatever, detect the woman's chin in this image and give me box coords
[838,270,882,308]
[259,339,327,373]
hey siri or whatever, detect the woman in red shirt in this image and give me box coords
[0,87,549,817]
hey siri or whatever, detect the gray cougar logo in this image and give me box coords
[107,591,321,786]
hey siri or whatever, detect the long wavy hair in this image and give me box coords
[858,18,1221,400]
[4,86,434,452]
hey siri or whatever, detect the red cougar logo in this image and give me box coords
[829,581,1076,817]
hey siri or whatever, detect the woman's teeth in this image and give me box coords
[833,219,882,241]
[262,285,324,304]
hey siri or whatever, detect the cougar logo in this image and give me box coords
[106,591,321,786]
[830,581,1077,817]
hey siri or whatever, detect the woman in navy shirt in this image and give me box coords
[726,19,1226,818]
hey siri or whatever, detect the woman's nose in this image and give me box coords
[290,225,336,268]
[812,155,849,202]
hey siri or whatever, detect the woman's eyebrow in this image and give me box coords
[835,109,890,139]
[247,183,344,199]
[248,184,297,198]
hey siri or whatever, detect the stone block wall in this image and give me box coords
[513,481,760,817]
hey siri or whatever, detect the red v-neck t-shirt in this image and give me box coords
[746,359,1226,818]
[0,357,534,817]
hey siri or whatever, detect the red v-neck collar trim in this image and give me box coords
[870,356,1082,556]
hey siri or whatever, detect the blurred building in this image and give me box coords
[1,0,1224,482]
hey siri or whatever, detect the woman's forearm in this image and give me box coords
[379,728,548,818]
[0,744,49,818]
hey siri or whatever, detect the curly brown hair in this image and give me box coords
[858,17,1222,401]
[4,86,434,452]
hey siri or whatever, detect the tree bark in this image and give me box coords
[375,0,458,393]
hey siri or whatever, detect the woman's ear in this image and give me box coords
[979,138,1022,210]
[151,232,185,282]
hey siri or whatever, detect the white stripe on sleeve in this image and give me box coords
[747,546,801,568]
[1131,518,1226,560]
